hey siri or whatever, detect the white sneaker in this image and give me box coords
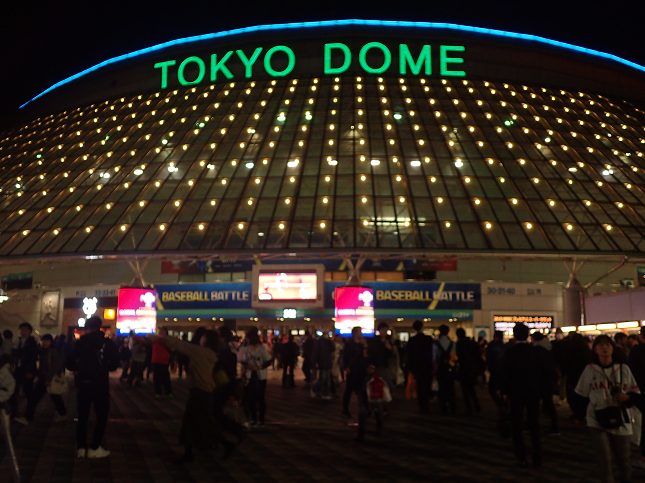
[54,414,67,423]
[13,417,29,426]
[77,448,87,459]
[87,446,110,459]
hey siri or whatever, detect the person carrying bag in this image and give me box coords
[576,335,640,483]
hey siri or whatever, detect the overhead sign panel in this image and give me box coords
[335,286,375,337]
[117,288,157,336]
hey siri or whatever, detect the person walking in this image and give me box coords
[213,327,244,442]
[311,331,335,399]
[502,323,549,467]
[152,329,235,463]
[118,338,131,382]
[15,334,67,425]
[342,327,364,418]
[9,322,39,419]
[65,316,119,458]
[127,332,146,387]
[434,324,457,416]
[627,327,645,470]
[151,327,173,399]
[332,334,344,386]
[175,334,190,378]
[486,331,505,408]
[576,335,640,483]
[405,320,434,414]
[239,330,272,426]
[455,328,482,415]
[531,332,560,435]
[301,331,314,383]
[281,334,299,388]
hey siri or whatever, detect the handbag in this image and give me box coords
[48,374,68,395]
[594,364,626,430]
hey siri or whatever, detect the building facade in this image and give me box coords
[1,20,645,337]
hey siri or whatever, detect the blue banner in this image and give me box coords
[325,282,481,310]
[155,281,481,311]
[155,283,252,310]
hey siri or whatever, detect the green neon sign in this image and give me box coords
[177,56,206,86]
[358,42,391,74]
[324,43,352,74]
[264,45,296,77]
[237,47,263,78]
[440,45,466,76]
[400,45,431,75]
[154,42,465,88]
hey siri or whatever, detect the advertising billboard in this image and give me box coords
[252,264,325,309]
[335,286,375,336]
[257,272,317,301]
[116,288,157,336]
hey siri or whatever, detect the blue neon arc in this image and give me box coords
[19,19,645,109]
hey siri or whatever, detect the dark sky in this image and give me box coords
[1,0,644,127]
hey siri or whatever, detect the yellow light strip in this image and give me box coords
[617,321,640,329]
[561,326,577,332]
[578,325,597,331]
[597,323,617,330]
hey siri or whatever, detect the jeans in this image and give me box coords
[509,397,541,464]
[459,375,481,414]
[590,428,632,483]
[313,370,332,396]
[25,379,67,420]
[343,374,355,413]
[243,375,267,424]
[302,359,312,382]
[437,373,456,415]
[357,388,382,438]
[412,371,432,412]
[127,361,144,384]
[152,363,172,396]
[9,374,33,416]
[76,385,110,450]
[282,363,295,387]
[542,393,559,432]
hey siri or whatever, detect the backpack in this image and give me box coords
[73,338,109,385]
[436,341,458,378]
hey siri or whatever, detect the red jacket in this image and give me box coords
[152,339,171,365]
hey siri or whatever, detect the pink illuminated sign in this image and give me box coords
[334,286,374,336]
[117,288,157,336]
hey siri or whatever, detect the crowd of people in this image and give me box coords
[0,317,644,483]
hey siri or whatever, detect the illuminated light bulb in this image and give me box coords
[437,197,443,203]
[238,223,244,229]
[485,222,492,229]
[445,222,451,228]
[526,223,533,229]
[121,225,126,231]
[279,223,285,229]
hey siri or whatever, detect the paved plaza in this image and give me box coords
[0,368,641,483]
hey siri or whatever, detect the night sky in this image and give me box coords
[1,0,644,128]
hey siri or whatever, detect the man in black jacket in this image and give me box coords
[502,323,547,467]
[281,334,300,388]
[9,322,39,418]
[342,327,364,418]
[486,331,505,408]
[628,327,645,468]
[66,316,119,459]
[405,320,433,414]
[456,328,482,415]
[311,332,335,399]
[301,331,315,383]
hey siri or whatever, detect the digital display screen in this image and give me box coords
[116,288,157,336]
[334,286,375,336]
[493,315,554,332]
[257,272,317,301]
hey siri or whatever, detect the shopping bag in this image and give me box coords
[395,366,405,386]
[405,373,417,399]
[47,375,68,395]
[632,407,642,446]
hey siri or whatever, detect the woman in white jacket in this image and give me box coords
[575,335,640,483]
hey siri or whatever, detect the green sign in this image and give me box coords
[155,42,466,89]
